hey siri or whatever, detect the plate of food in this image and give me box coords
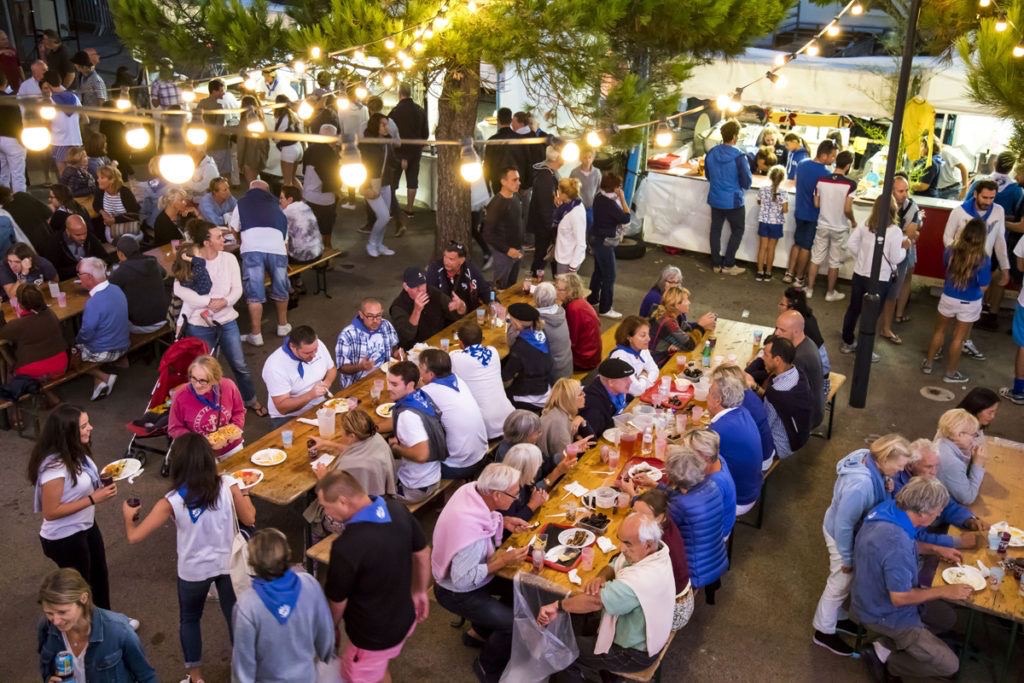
[250,448,287,467]
[602,428,620,444]
[942,565,986,592]
[628,461,664,482]
[376,402,396,418]
[991,522,1024,547]
[101,458,142,482]
[558,528,596,548]
[544,544,582,566]
[323,397,354,413]
[206,424,243,450]
[230,468,264,489]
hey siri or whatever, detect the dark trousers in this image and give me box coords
[435,579,514,679]
[471,210,491,259]
[530,226,554,274]
[554,635,657,683]
[40,524,111,610]
[490,248,520,289]
[441,459,486,480]
[709,206,746,268]
[177,574,236,668]
[587,239,616,313]
[841,273,891,345]
[309,200,337,237]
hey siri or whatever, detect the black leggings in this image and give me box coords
[40,524,111,609]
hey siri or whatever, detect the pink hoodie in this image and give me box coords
[168,379,245,456]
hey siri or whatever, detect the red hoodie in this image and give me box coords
[565,298,602,370]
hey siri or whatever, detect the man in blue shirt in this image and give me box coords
[786,140,836,288]
[197,177,237,226]
[852,477,972,680]
[703,121,752,275]
[76,256,130,400]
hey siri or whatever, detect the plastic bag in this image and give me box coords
[500,573,579,682]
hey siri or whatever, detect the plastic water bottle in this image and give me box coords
[641,427,653,457]
[489,291,499,327]
[701,340,712,368]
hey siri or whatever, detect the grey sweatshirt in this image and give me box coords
[936,437,985,505]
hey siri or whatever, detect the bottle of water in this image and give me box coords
[641,427,654,457]
[489,291,498,327]
[701,340,712,368]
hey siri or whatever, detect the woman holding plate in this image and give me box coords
[169,355,246,459]
[122,433,255,683]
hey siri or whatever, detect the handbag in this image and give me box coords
[108,220,141,241]
[362,178,382,200]
[227,486,252,596]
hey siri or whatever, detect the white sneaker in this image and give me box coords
[276,324,292,337]
[340,202,356,210]
[377,244,396,256]
[241,333,264,347]
[366,244,380,258]
[601,309,623,319]
[824,290,846,302]
[105,374,118,394]
[90,381,109,401]
[723,265,745,276]
[872,639,891,663]
[805,288,814,299]
[128,617,140,631]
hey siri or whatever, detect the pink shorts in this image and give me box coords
[341,624,415,683]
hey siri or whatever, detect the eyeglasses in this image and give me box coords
[495,488,520,501]
[189,375,211,386]
[362,312,384,320]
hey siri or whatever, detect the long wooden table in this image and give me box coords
[217,284,533,506]
[496,317,773,592]
[1,277,89,322]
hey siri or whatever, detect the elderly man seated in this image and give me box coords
[758,335,813,462]
[335,297,400,389]
[431,464,530,683]
[537,512,675,682]
[579,357,635,438]
[426,240,492,312]
[261,324,337,428]
[706,367,762,515]
[391,266,462,350]
[853,477,973,681]
[75,256,129,400]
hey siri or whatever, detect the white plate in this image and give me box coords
[992,523,1024,547]
[942,566,986,592]
[376,402,396,418]
[100,458,142,482]
[628,462,663,483]
[250,448,287,467]
[544,544,581,563]
[323,397,354,413]
[230,468,264,489]
[558,528,596,548]
[602,428,620,443]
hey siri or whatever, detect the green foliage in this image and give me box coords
[958,8,1024,122]
[1008,120,1024,159]
[206,0,290,71]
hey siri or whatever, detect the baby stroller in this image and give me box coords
[123,336,210,475]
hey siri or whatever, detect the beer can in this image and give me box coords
[55,650,74,679]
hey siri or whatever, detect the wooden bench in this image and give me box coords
[611,629,677,682]
[1,325,172,436]
[737,458,781,530]
[572,323,624,384]
[284,247,344,298]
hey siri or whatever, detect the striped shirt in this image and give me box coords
[764,366,799,460]
[102,191,127,218]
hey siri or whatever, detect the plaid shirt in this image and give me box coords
[150,79,181,107]
[335,318,399,388]
[764,366,799,459]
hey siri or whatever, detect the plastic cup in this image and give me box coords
[9,296,18,314]
[660,376,672,393]
[619,430,638,459]
[48,282,61,298]
[607,448,620,468]
[99,475,113,488]
[127,497,141,522]
[753,330,764,344]
[440,338,450,352]
[57,292,67,308]
[282,430,294,447]
[989,566,1005,591]
[675,412,688,435]
[692,406,704,422]
[317,408,336,438]
[476,308,485,325]
[675,354,686,370]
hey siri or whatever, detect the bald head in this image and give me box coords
[65,214,89,245]
[892,175,910,205]
[249,179,270,192]
[774,309,806,344]
[617,511,662,563]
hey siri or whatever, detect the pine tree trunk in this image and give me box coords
[433,65,480,257]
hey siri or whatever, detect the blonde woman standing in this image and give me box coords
[552,177,587,274]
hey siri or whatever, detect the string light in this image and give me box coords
[433,15,448,30]
[293,60,306,75]
[296,99,315,120]
[400,55,415,70]
[995,13,1008,31]
[115,96,131,111]
[397,50,408,62]
[339,134,367,187]
[851,1,864,14]
[157,114,195,184]
[654,120,673,147]
[826,22,840,37]
[561,140,580,163]
[459,138,483,181]
[125,123,150,150]
[766,71,787,88]
[384,38,396,50]
[468,0,478,11]
[354,84,369,100]
[424,28,434,39]
[806,41,821,56]
[20,102,51,151]
[774,53,794,67]
[337,96,351,111]
[39,97,56,121]
[979,0,991,7]
[185,125,208,146]
[413,41,425,53]
[585,130,603,147]
[310,46,322,59]
[246,118,266,134]
[180,87,196,104]
[1014,44,1024,57]
[715,94,731,111]
[381,72,395,88]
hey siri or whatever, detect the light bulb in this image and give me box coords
[774,53,789,67]
[459,138,482,182]
[773,74,788,88]
[1014,44,1024,57]
[294,60,306,75]
[40,104,56,121]
[728,99,743,114]
[181,88,196,104]
[296,99,315,120]
[185,125,208,146]
[355,85,369,100]
[159,153,195,184]
[246,119,266,134]
[561,140,580,163]
[979,0,991,7]
[413,41,425,53]
[851,1,864,14]
[826,23,840,37]
[424,28,434,39]
[244,77,261,91]
[115,97,131,111]
[716,94,731,110]
[21,126,51,151]
[310,46,322,59]
[381,73,395,88]
[337,96,350,111]
[995,15,1008,31]
[385,38,396,50]
[400,56,414,70]
[353,49,366,62]
[654,122,673,148]
[468,0,478,11]
[397,50,408,61]
[341,162,367,187]
[125,125,150,150]
[585,130,603,147]
[806,41,820,56]
[434,15,448,30]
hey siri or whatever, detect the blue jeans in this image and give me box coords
[177,574,235,668]
[587,238,616,313]
[185,320,257,403]
[241,251,290,304]
[709,206,746,267]
[366,185,393,249]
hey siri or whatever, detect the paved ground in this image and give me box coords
[2,205,1023,682]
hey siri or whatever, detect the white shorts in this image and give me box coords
[278,143,302,164]
[937,293,983,323]
[810,228,847,268]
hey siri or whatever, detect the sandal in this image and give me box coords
[881,332,902,345]
[894,315,912,324]
[248,402,269,417]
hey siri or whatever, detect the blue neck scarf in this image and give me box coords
[464,344,493,367]
[863,498,918,540]
[348,496,393,525]
[398,389,438,417]
[432,373,459,392]
[962,196,994,223]
[551,197,582,230]
[614,344,642,359]
[176,486,205,523]
[252,569,301,625]
[605,384,627,414]
[281,339,308,378]
[189,384,221,414]
[518,328,549,354]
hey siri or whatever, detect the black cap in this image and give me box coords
[507,302,539,322]
[598,357,635,379]
[402,266,426,287]
[115,234,141,257]
[70,51,92,67]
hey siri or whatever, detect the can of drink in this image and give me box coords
[306,438,319,461]
[998,531,1011,556]
[55,650,74,681]
[99,475,113,489]
[127,496,141,522]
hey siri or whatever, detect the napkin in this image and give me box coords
[297,418,318,427]
[563,481,589,498]
[596,536,617,554]
[310,454,336,469]
[567,569,582,585]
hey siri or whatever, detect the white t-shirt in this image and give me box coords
[943,203,1009,270]
[421,376,488,469]
[1015,238,1024,306]
[166,474,238,581]
[50,94,83,146]
[450,348,515,440]
[38,455,98,541]
[60,633,86,683]
[846,223,906,280]
[938,146,968,189]
[395,410,442,489]
[262,339,334,418]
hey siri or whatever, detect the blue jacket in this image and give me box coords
[77,283,130,352]
[667,478,729,588]
[709,457,736,539]
[38,608,157,682]
[704,142,752,210]
[710,407,764,506]
[893,469,974,548]
[743,388,775,463]
[823,449,889,566]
